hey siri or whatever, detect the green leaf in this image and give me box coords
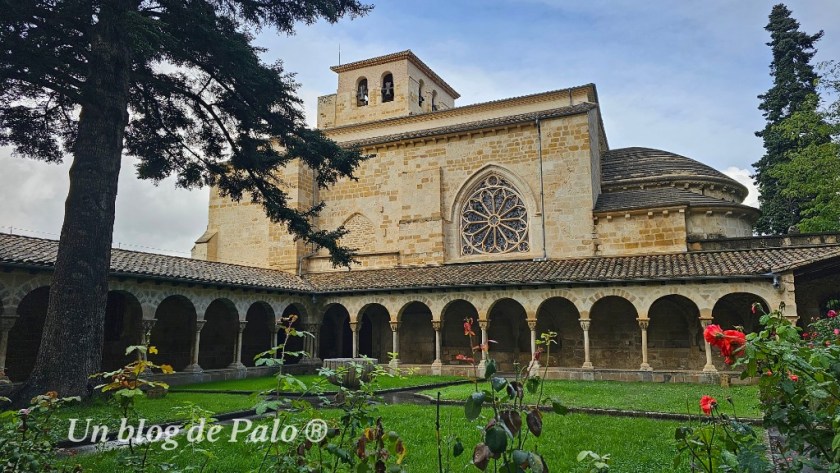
[485,426,508,454]
[512,449,529,467]
[465,391,486,421]
[453,438,464,457]
[528,453,544,473]
[484,359,497,379]
[491,376,508,392]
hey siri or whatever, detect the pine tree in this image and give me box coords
[753,3,827,234]
[1,0,371,403]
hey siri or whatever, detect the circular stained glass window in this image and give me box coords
[460,175,529,255]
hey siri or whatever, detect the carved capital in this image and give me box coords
[0,316,18,332]
[431,320,442,331]
[389,321,399,332]
[637,319,649,330]
[194,320,207,332]
[238,321,248,332]
[579,319,591,331]
[478,320,489,331]
[142,319,157,333]
[699,318,713,328]
[527,319,537,331]
[349,321,359,332]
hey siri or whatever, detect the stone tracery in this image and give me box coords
[460,174,529,255]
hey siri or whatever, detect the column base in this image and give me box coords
[228,362,247,370]
[388,359,400,374]
[639,363,653,371]
[528,361,541,377]
[581,361,594,369]
[182,363,204,373]
[702,364,718,373]
[431,359,442,375]
[477,359,488,376]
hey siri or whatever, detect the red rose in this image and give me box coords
[704,324,724,345]
[463,318,475,337]
[788,372,799,382]
[700,395,717,415]
[828,310,837,318]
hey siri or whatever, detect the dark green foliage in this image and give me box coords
[753,3,829,234]
[1,0,371,401]
[0,0,372,266]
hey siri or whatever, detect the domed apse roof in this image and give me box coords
[601,147,747,198]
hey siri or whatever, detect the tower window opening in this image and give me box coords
[356,78,369,106]
[418,80,425,107]
[381,73,394,103]
[431,90,438,111]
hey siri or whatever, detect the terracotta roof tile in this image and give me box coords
[306,246,840,292]
[0,233,312,292]
[3,233,840,294]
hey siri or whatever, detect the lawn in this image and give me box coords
[422,379,761,418]
[53,374,467,431]
[55,392,259,431]
[67,404,695,472]
[171,373,467,393]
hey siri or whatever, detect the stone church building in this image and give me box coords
[2,51,840,386]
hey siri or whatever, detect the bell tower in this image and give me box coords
[317,50,460,129]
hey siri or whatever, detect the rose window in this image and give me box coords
[460,175,529,255]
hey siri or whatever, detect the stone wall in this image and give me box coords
[687,210,754,240]
[595,210,687,256]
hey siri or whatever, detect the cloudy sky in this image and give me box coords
[1,0,839,256]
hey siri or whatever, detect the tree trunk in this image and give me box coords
[13,1,132,405]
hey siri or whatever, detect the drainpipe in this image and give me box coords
[535,117,548,261]
[297,170,320,277]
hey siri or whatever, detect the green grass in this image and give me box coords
[67,404,695,472]
[51,374,466,431]
[422,379,761,418]
[55,392,258,431]
[171,373,467,393]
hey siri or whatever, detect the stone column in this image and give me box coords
[431,320,442,375]
[350,321,359,358]
[310,323,321,362]
[579,318,593,369]
[479,320,489,361]
[389,321,400,371]
[269,321,280,358]
[184,320,206,372]
[0,315,18,381]
[699,318,717,373]
[229,321,248,369]
[140,319,156,361]
[527,319,539,375]
[638,318,652,371]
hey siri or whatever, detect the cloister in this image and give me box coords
[2,232,839,389]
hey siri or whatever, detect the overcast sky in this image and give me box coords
[1,0,839,256]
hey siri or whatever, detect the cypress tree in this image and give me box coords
[753,3,827,234]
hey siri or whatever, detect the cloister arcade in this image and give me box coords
[0,267,805,386]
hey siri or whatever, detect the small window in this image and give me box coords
[356,78,369,106]
[418,80,425,107]
[381,73,394,103]
[431,90,438,111]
